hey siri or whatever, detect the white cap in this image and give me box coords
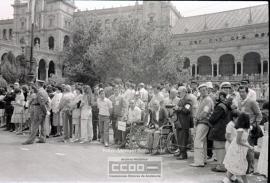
[205,82,213,89]
[220,82,231,88]
[198,83,208,90]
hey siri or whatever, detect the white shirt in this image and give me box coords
[139,88,148,102]
[51,93,63,113]
[97,97,112,116]
[247,88,257,101]
[127,106,141,124]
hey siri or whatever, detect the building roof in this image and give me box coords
[172,4,269,35]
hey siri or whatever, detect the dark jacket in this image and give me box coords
[149,107,168,128]
[174,96,194,129]
[3,91,16,115]
[208,101,230,141]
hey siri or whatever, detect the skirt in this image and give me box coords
[0,109,5,117]
[11,106,24,124]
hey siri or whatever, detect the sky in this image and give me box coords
[0,0,268,19]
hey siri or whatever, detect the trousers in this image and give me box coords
[146,129,160,150]
[177,128,189,157]
[25,107,46,143]
[194,123,209,165]
[99,115,110,144]
[62,111,72,140]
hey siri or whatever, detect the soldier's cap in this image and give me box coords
[198,83,208,90]
[205,81,213,89]
[139,83,145,86]
[241,79,250,84]
[220,82,232,88]
[178,86,187,92]
[36,79,45,84]
[14,82,19,85]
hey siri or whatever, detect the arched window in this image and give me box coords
[213,63,217,76]
[243,52,261,75]
[48,61,55,78]
[38,59,46,80]
[219,54,235,76]
[9,29,12,40]
[183,57,190,69]
[48,36,54,50]
[34,37,40,47]
[63,35,70,49]
[197,56,212,76]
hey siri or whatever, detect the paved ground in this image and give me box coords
[0,128,267,183]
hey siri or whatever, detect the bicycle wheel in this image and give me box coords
[166,132,178,154]
[135,126,148,149]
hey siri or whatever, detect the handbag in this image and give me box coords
[248,122,264,146]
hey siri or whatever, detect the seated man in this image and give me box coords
[145,100,168,155]
[119,99,141,148]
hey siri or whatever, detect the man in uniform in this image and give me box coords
[22,80,49,145]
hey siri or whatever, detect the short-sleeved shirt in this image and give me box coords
[97,97,112,116]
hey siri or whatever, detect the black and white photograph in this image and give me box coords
[0,0,268,183]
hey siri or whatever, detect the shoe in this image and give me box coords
[79,140,88,144]
[0,125,6,128]
[119,144,125,149]
[176,156,187,160]
[151,151,160,155]
[145,150,152,154]
[211,167,226,172]
[92,137,97,141]
[71,139,80,143]
[16,132,23,135]
[104,143,109,147]
[174,152,181,157]
[189,163,205,167]
[36,140,46,143]
[22,141,33,145]
[53,134,61,137]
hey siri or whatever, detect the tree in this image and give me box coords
[0,51,20,83]
[64,14,190,85]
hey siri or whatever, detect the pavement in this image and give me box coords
[0,128,268,183]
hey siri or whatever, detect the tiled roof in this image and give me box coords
[172,4,269,35]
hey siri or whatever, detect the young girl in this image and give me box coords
[225,110,239,151]
[70,87,83,143]
[222,113,254,183]
[11,88,25,135]
[80,85,93,144]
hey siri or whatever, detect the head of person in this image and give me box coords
[21,85,29,93]
[14,88,21,95]
[64,85,72,93]
[93,85,99,94]
[218,91,227,103]
[129,99,136,109]
[135,91,140,100]
[240,80,250,88]
[99,88,105,99]
[153,84,161,94]
[238,85,249,100]
[36,80,45,89]
[75,86,83,95]
[198,83,208,97]
[213,84,220,93]
[113,85,120,96]
[0,87,6,95]
[14,82,20,89]
[235,112,250,129]
[231,110,240,123]
[190,81,198,90]
[152,100,160,111]
[55,86,62,93]
[220,82,232,95]
[138,83,144,90]
[206,82,214,93]
[170,88,178,99]
[178,86,187,99]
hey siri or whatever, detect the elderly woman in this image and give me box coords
[145,100,168,155]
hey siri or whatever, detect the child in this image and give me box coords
[225,110,239,151]
[11,88,25,135]
[222,113,254,183]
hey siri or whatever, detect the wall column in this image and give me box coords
[45,66,49,81]
[241,61,244,76]
[216,63,219,76]
[261,59,264,77]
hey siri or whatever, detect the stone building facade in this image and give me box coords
[0,0,268,83]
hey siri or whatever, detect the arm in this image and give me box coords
[225,133,232,143]
[251,101,262,124]
[36,93,47,113]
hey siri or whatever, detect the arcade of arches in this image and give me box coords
[191,52,269,77]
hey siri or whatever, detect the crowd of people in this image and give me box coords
[0,79,268,183]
